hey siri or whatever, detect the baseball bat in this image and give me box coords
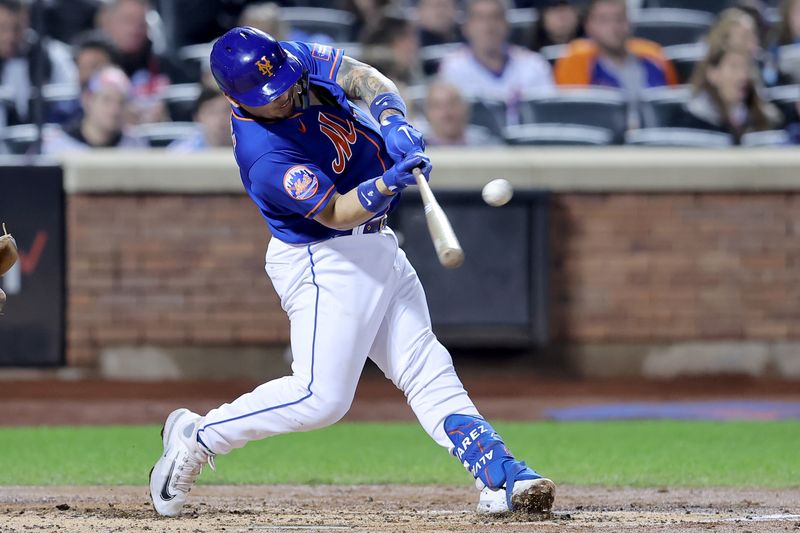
[412,168,464,269]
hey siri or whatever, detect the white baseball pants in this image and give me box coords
[198,228,480,454]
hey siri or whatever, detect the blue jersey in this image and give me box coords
[230,41,395,244]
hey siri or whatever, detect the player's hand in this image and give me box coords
[380,115,426,165]
[382,152,430,192]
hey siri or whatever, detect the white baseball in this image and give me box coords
[481,179,514,207]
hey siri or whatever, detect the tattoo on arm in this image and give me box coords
[336,56,399,107]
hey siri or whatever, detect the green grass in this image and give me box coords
[0,421,798,487]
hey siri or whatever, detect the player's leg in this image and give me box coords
[150,234,398,516]
[368,246,555,514]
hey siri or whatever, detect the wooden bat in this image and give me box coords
[412,168,464,269]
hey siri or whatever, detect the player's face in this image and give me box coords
[239,86,296,120]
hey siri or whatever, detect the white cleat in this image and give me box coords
[149,408,215,517]
[476,478,556,515]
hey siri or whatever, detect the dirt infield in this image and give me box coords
[1,485,799,532]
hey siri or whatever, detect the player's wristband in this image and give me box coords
[370,92,407,123]
[357,177,393,213]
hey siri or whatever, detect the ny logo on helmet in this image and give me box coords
[255,56,273,76]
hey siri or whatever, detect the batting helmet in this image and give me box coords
[210,26,303,107]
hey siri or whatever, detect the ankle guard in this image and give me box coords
[444,414,514,491]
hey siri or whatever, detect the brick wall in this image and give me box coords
[550,193,800,342]
[66,192,800,366]
[67,195,288,366]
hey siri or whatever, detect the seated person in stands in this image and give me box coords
[362,15,422,86]
[528,0,582,52]
[554,0,678,97]
[0,0,77,125]
[438,0,553,119]
[96,0,190,123]
[674,45,783,144]
[421,81,502,146]
[168,88,232,152]
[417,0,462,47]
[42,66,146,154]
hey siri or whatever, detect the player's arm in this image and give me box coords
[314,153,426,231]
[335,56,431,179]
[336,56,402,121]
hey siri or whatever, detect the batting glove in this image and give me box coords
[382,152,431,192]
[380,115,429,174]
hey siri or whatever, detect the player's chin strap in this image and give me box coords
[444,414,542,511]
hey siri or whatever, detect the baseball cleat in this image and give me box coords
[149,408,215,517]
[477,478,556,515]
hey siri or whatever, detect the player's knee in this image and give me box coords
[311,397,352,428]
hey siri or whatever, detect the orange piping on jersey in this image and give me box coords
[329,49,341,79]
[298,119,307,133]
[353,127,387,172]
[305,184,336,218]
[231,111,256,121]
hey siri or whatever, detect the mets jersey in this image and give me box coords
[230,41,395,244]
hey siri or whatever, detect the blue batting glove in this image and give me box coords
[380,114,426,165]
[382,152,429,192]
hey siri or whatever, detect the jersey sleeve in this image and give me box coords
[249,148,338,220]
[280,41,350,106]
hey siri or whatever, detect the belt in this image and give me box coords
[349,216,387,236]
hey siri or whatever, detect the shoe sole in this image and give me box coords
[511,478,556,514]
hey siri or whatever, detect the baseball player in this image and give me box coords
[0,225,18,313]
[149,27,555,518]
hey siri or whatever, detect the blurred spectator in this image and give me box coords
[344,0,395,42]
[674,46,782,143]
[74,31,119,90]
[96,0,189,123]
[776,0,800,46]
[0,0,77,124]
[707,8,761,61]
[421,81,501,145]
[362,14,422,86]
[417,0,462,47]
[42,66,145,154]
[438,0,553,107]
[239,3,288,41]
[43,0,102,46]
[528,0,582,52]
[554,0,678,96]
[168,87,232,152]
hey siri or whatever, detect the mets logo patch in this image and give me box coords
[255,55,273,76]
[311,43,332,61]
[283,165,319,201]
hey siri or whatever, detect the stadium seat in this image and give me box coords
[420,43,463,77]
[131,122,200,148]
[639,85,693,128]
[641,0,735,13]
[41,83,81,125]
[632,9,714,47]
[507,8,537,46]
[741,130,792,147]
[767,84,800,122]
[664,42,707,84]
[281,8,355,43]
[1,124,59,155]
[519,87,628,142]
[625,128,733,147]
[777,45,800,84]
[504,123,614,145]
[469,98,507,138]
[178,42,213,83]
[163,84,202,122]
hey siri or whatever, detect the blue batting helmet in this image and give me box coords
[210,26,303,107]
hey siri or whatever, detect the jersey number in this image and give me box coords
[319,112,356,175]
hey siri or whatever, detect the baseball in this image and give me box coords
[481,179,514,207]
